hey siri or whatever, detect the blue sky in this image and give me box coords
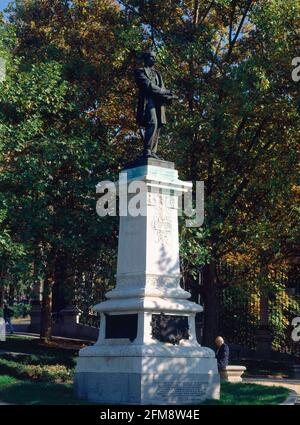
[0,0,11,12]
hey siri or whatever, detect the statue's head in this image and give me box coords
[143,48,156,67]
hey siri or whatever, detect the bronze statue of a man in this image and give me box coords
[134,49,177,159]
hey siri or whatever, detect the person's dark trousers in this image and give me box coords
[144,105,162,155]
[218,367,228,381]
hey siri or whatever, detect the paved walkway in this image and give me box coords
[244,377,300,404]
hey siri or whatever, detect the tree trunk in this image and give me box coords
[52,250,68,313]
[40,254,56,342]
[8,284,15,305]
[0,260,7,308]
[193,0,200,25]
[202,261,220,349]
[0,287,4,309]
[259,291,269,327]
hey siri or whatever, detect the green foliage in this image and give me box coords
[0,3,121,318]
[0,357,74,383]
[0,1,299,345]
[12,302,31,318]
[179,224,211,278]
[0,336,77,383]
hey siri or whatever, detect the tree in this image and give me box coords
[118,0,300,346]
[1,1,299,348]
[0,1,123,340]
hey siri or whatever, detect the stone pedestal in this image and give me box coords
[0,318,5,341]
[220,366,246,383]
[74,159,220,404]
[53,305,80,338]
[255,327,272,360]
[29,279,42,333]
[60,305,79,326]
[29,301,41,334]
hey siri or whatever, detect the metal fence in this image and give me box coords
[216,264,300,357]
[73,262,300,358]
[218,284,260,350]
[78,312,100,328]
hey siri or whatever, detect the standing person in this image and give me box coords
[4,303,14,335]
[215,336,229,380]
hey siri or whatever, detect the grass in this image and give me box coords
[0,335,78,383]
[0,376,289,405]
[0,336,291,405]
[0,375,88,405]
[201,382,289,405]
[0,336,89,404]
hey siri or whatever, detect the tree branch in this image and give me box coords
[221,133,279,220]
[226,0,254,62]
[199,1,215,26]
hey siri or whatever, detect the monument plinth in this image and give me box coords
[74,159,220,404]
[0,318,5,342]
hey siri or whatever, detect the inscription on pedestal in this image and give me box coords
[151,313,189,345]
[156,379,208,402]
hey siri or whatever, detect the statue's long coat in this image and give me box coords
[134,67,167,127]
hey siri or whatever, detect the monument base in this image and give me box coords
[74,344,220,404]
[74,161,220,404]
